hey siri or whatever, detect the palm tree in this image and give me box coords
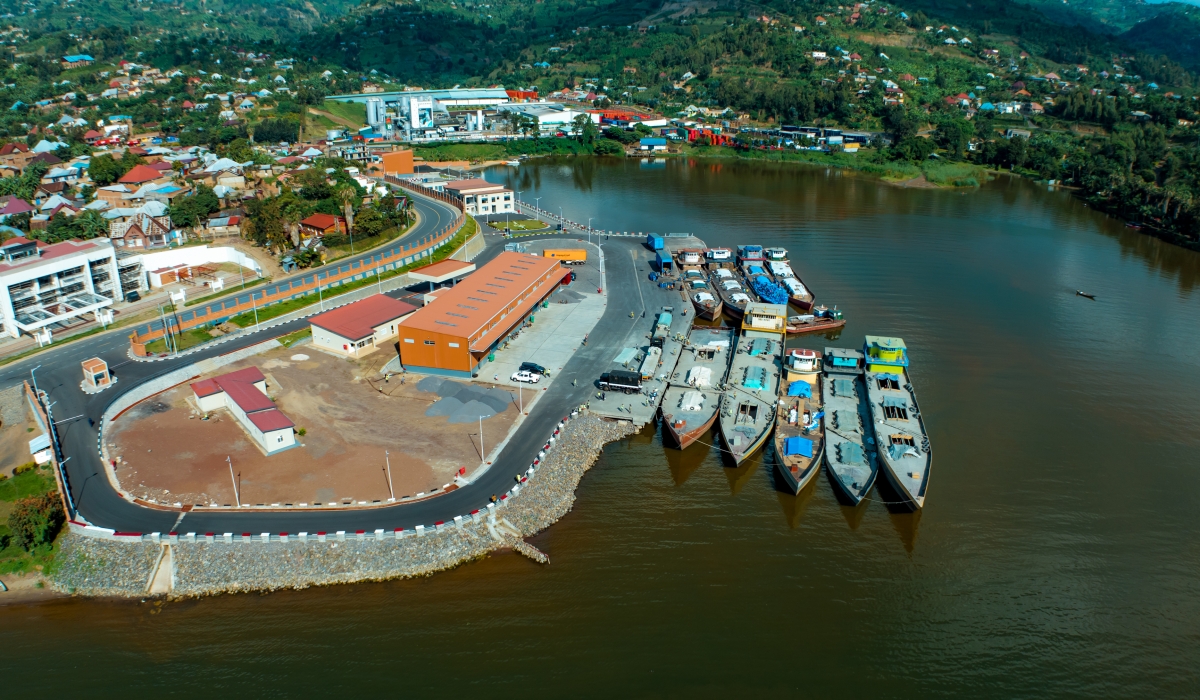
[335,184,356,234]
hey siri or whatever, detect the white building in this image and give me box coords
[191,366,296,455]
[309,294,417,358]
[0,237,127,340]
[442,178,515,216]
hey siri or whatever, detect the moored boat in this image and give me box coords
[786,305,845,335]
[691,290,723,320]
[709,264,752,321]
[862,336,932,511]
[765,246,788,262]
[660,326,736,449]
[821,348,879,506]
[718,302,787,465]
[736,244,765,267]
[774,351,825,494]
[766,259,816,311]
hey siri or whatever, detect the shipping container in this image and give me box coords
[543,248,587,264]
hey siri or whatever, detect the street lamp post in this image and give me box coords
[30,365,40,400]
[534,197,541,213]
[227,455,240,507]
[587,217,593,244]
[385,450,394,501]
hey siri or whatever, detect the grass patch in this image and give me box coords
[143,327,214,354]
[277,327,312,347]
[323,225,405,262]
[683,145,924,181]
[322,100,367,127]
[185,276,268,307]
[0,464,56,503]
[229,217,478,328]
[488,219,547,231]
[922,162,986,187]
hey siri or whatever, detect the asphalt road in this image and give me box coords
[0,200,658,535]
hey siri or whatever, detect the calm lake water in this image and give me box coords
[4,157,1199,697]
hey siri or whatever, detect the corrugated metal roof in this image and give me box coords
[309,294,416,342]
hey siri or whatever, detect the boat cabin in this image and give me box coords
[706,247,732,261]
[765,247,788,261]
[742,302,788,334]
[824,347,865,374]
[736,245,764,264]
[676,249,703,266]
[785,348,821,379]
[863,335,909,373]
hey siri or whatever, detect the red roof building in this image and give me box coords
[191,366,296,454]
[118,164,167,185]
[309,294,417,357]
[299,213,345,236]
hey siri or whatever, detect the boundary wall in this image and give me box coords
[129,183,465,344]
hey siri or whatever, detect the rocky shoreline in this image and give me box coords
[50,414,637,598]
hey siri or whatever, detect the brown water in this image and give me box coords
[4,157,1199,696]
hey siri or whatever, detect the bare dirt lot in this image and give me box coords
[106,345,520,507]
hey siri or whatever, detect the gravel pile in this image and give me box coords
[52,536,162,596]
[50,413,635,599]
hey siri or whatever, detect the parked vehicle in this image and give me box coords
[599,370,642,394]
[511,370,542,384]
[125,291,141,303]
[520,361,549,377]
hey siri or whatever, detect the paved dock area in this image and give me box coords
[477,239,606,393]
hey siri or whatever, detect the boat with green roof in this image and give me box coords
[862,336,932,511]
[821,347,879,505]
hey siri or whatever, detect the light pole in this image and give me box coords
[318,277,324,310]
[479,414,484,463]
[587,217,593,244]
[534,196,541,213]
[385,450,394,501]
[227,456,240,507]
[30,365,40,399]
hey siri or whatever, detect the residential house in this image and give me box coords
[0,142,33,171]
[299,213,346,237]
[61,54,94,69]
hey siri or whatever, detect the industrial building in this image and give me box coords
[327,88,510,140]
[191,367,296,455]
[397,251,565,376]
[308,294,417,358]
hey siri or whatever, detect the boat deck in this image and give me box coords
[774,372,824,493]
[821,369,879,505]
[718,329,783,464]
[660,326,736,448]
[864,367,931,509]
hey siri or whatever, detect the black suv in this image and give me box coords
[520,362,549,377]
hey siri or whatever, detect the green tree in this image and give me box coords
[88,154,124,186]
[353,205,385,237]
[8,492,64,551]
[594,139,625,155]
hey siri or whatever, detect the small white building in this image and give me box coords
[309,294,417,358]
[191,366,296,454]
[442,178,515,216]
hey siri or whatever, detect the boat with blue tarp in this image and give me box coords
[774,349,825,494]
[862,336,932,511]
[718,302,788,465]
[821,347,879,505]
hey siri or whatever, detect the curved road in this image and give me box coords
[0,192,658,535]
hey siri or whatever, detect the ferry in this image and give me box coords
[718,302,787,465]
[862,336,932,511]
[766,259,816,311]
[708,264,752,321]
[660,326,736,449]
[774,351,825,495]
[821,347,879,506]
[786,305,845,335]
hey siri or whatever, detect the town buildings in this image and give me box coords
[0,236,124,340]
[191,367,296,455]
[442,179,514,216]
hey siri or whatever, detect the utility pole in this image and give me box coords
[385,450,394,501]
[479,414,484,463]
[30,365,40,400]
[318,279,324,310]
[227,456,240,507]
[250,292,260,330]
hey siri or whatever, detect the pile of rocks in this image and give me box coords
[53,536,162,596]
[504,414,637,537]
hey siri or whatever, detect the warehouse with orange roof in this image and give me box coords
[397,251,565,376]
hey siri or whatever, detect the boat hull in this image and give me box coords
[691,297,723,321]
[787,318,845,336]
[878,452,930,512]
[790,295,815,312]
[775,440,825,494]
[823,450,878,506]
[661,409,718,450]
[719,421,772,466]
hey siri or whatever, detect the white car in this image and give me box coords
[511,370,542,384]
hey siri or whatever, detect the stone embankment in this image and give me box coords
[50,414,636,598]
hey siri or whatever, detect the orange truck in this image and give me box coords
[543,249,587,265]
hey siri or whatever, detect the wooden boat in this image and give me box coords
[679,253,720,319]
[1075,290,1096,300]
[773,362,824,495]
[863,336,932,511]
[708,264,752,321]
[821,347,879,506]
[766,259,816,311]
[786,305,845,335]
[718,303,787,465]
[690,290,723,320]
[660,326,736,449]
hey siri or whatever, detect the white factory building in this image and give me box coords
[0,236,133,341]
